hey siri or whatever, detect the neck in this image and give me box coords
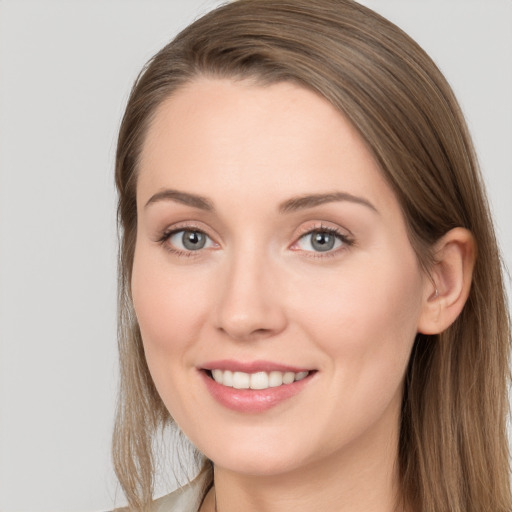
[207,425,404,512]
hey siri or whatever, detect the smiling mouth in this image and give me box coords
[206,369,311,390]
[201,365,316,412]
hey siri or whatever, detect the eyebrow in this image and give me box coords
[144,188,378,214]
[145,189,214,211]
[279,192,378,214]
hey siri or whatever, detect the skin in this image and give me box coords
[131,78,474,512]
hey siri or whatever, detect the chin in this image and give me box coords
[211,452,306,477]
[194,427,319,477]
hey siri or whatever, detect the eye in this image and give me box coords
[166,229,216,252]
[294,228,350,253]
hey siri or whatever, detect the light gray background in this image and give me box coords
[0,1,510,511]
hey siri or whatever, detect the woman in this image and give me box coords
[112,0,511,511]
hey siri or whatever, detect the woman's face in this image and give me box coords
[132,78,429,477]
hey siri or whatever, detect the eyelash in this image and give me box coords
[291,224,354,259]
[157,224,213,257]
[156,223,354,258]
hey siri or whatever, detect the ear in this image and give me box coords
[417,227,476,335]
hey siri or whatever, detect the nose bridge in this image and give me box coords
[215,240,286,340]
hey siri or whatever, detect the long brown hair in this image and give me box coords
[113,1,511,510]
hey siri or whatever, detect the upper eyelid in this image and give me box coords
[161,227,216,246]
[293,221,353,239]
[294,228,351,244]
[159,221,213,238]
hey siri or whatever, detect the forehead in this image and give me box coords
[137,78,396,215]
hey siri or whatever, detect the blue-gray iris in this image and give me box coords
[182,231,206,250]
[312,232,335,252]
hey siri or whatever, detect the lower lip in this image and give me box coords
[200,371,314,413]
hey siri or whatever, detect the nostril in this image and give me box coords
[217,326,275,342]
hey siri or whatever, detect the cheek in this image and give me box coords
[289,253,423,444]
[131,245,211,368]
[291,250,423,377]
[130,245,217,423]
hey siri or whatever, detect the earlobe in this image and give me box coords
[417,227,476,335]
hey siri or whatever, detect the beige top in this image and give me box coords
[113,466,212,512]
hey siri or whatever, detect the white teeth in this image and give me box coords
[295,371,308,381]
[268,371,283,387]
[210,369,310,389]
[282,372,295,385]
[250,371,269,390]
[232,371,250,389]
[223,370,233,387]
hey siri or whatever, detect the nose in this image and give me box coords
[214,250,287,341]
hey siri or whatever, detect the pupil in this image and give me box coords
[312,232,334,252]
[182,231,206,250]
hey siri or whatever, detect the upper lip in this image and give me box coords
[200,359,313,373]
